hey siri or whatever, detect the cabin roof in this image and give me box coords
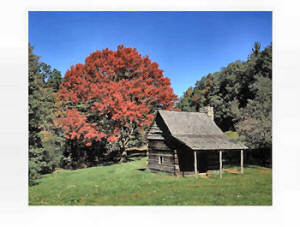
[154,110,248,150]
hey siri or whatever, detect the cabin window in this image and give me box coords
[159,156,163,164]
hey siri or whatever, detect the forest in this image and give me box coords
[176,42,272,166]
[29,42,272,185]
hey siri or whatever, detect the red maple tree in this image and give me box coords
[59,45,178,161]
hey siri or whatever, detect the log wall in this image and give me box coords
[147,140,176,175]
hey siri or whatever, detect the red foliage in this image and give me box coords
[59,45,178,147]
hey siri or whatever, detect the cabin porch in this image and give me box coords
[176,149,244,178]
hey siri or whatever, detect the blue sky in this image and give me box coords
[29,11,272,97]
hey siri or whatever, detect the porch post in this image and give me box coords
[194,151,198,178]
[241,150,244,174]
[219,150,222,179]
[174,149,180,177]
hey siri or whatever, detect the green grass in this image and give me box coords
[29,157,272,205]
[224,131,239,140]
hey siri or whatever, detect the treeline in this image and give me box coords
[176,42,272,166]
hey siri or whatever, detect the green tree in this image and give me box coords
[176,86,196,111]
[28,44,64,184]
[233,44,272,165]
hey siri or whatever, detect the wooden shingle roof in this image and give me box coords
[153,110,248,150]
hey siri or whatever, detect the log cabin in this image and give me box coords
[146,107,248,178]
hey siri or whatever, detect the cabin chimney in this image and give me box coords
[200,106,214,121]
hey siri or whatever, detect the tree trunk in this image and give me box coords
[120,151,128,162]
[119,135,130,163]
[119,148,128,162]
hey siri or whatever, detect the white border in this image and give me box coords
[1,0,300,226]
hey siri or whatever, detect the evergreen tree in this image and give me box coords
[28,44,64,184]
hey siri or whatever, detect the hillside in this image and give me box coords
[29,158,272,205]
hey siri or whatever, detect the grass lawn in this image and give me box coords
[29,157,272,205]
